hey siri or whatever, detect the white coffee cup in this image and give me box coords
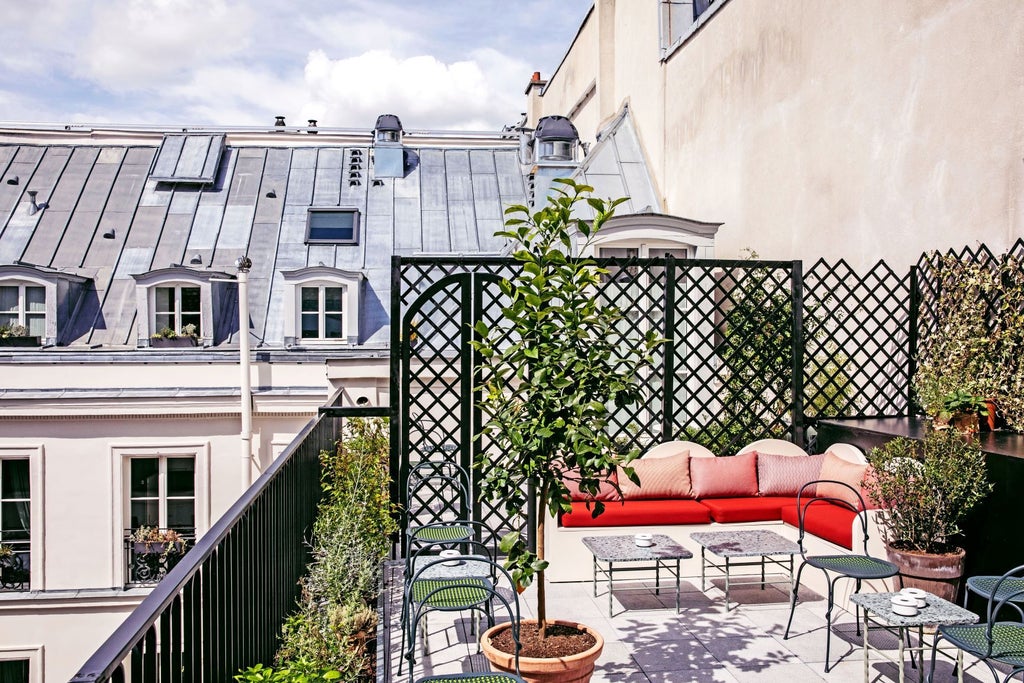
[439,549,461,566]
[890,593,919,616]
[900,587,928,608]
[634,533,654,547]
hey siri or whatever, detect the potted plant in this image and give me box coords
[934,389,989,434]
[864,428,991,601]
[472,179,661,682]
[0,324,40,347]
[149,323,199,348]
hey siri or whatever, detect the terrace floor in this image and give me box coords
[380,561,1004,683]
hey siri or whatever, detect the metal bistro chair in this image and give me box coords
[403,553,525,683]
[783,479,899,672]
[401,534,499,648]
[406,462,476,557]
[928,564,1024,683]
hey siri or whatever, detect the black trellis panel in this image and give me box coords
[802,258,912,421]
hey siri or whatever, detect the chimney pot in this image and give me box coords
[274,116,286,127]
[531,71,541,82]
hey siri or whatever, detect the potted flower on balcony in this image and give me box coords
[149,323,199,348]
[0,324,40,347]
[865,428,991,601]
[472,179,662,682]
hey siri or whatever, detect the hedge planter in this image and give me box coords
[886,545,966,603]
[0,336,40,347]
[481,619,604,683]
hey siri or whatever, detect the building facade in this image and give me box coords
[528,0,1024,269]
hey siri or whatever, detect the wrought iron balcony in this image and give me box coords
[0,540,29,592]
[123,528,196,587]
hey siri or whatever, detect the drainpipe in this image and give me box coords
[236,256,253,491]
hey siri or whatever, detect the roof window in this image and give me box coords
[150,134,225,184]
[305,209,360,245]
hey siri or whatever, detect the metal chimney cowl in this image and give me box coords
[372,114,405,178]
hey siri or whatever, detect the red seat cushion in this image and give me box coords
[700,496,799,523]
[781,500,857,549]
[560,499,712,527]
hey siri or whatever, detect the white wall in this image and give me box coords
[533,0,1024,270]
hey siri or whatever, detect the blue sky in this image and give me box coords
[0,0,592,130]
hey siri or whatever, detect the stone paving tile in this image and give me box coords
[383,562,987,683]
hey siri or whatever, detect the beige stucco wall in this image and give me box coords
[0,355,390,680]
[534,0,1024,270]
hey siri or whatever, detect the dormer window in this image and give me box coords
[154,285,202,337]
[0,265,89,346]
[282,267,363,346]
[300,285,344,339]
[132,267,234,347]
[306,209,360,244]
[0,284,45,338]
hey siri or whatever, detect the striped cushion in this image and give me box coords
[617,451,691,499]
[757,452,825,496]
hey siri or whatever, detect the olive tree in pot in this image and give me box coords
[472,179,661,683]
[865,428,991,601]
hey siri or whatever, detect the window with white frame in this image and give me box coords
[0,284,45,338]
[128,456,196,533]
[300,284,345,340]
[153,285,202,337]
[282,267,363,346]
[0,658,29,683]
[0,458,30,591]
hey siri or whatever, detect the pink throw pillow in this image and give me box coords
[561,468,620,501]
[617,451,692,500]
[757,452,825,496]
[689,451,758,499]
[816,451,869,510]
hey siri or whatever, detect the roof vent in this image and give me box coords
[274,116,286,127]
[307,119,318,134]
[373,114,403,145]
[534,115,579,163]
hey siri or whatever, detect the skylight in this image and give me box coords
[305,209,360,244]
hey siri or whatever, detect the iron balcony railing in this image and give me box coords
[70,406,389,683]
[0,539,30,592]
[123,528,196,588]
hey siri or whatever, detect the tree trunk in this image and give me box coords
[537,481,547,639]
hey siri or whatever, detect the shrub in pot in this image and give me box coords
[865,428,991,601]
[472,179,661,682]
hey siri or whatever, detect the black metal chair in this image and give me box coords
[928,565,1024,683]
[403,553,525,683]
[783,479,899,672]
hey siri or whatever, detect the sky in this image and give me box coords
[0,0,593,131]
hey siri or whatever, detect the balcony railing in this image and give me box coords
[70,406,389,683]
[123,529,196,587]
[0,540,29,592]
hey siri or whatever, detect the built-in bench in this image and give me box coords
[545,439,892,605]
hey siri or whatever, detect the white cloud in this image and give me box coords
[300,48,529,130]
[79,0,255,90]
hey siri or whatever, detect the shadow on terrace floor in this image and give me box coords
[379,561,1003,683]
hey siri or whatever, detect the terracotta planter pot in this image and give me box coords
[885,545,966,603]
[481,619,604,683]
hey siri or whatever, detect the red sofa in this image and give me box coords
[559,443,873,550]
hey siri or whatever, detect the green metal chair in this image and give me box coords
[928,564,1024,683]
[406,463,476,556]
[403,554,525,683]
[783,479,899,672]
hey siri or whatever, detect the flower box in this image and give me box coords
[150,337,198,349]
[0,336,41,347]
